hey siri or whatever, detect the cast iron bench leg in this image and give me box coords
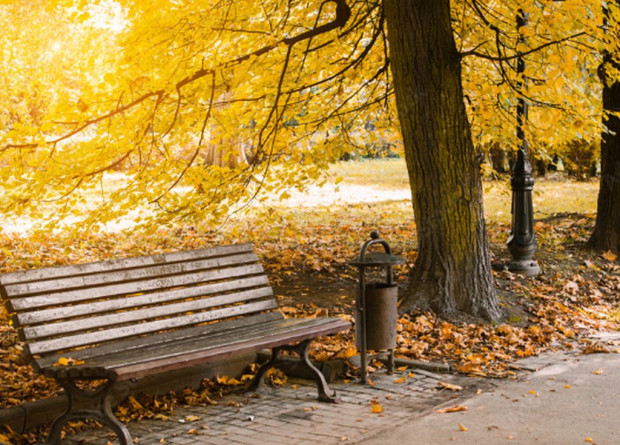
[47,377,132,445]
[247,339,338,403]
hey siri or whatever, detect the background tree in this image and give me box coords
[589,0,620,253]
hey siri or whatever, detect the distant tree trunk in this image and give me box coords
[384,0,501,320]
[589,48,620,252]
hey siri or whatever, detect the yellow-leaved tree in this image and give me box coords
[0,0,612,317]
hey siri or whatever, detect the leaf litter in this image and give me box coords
[0,214,619,443]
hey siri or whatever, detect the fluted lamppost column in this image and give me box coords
[507,10,541,276]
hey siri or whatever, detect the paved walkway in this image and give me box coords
[55,341,620,445]
[61,366,489,445]
[357,350,620,445]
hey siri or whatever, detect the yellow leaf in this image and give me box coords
[602,251,617,262]
[585,438,594,443]
[458,423,468,432]
[184,415,201,422]
[436,405,468,414]
[592,369,604,375]
[77,98,89,113]
[370,400,383,414]
[496,324,513,336]
[564,384,572,389]
[394,376,407,384]
[57,357,69,366]
[127,395,143,410]
[104,72,116,84]
[342,346,357,359]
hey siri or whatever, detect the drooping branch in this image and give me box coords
[1,0,352,152]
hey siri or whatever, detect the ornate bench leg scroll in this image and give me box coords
[247,346,282,392]
[298,340,338,403]
[246,340,338,403]
[47,377,132,445]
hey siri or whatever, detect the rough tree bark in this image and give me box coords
[383,0,502,320]
[589,25,620,253]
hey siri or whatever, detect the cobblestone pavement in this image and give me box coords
[60,368,496,445]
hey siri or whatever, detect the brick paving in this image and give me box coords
[60,368,495,445]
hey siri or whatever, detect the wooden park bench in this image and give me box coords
[0,244,351,445]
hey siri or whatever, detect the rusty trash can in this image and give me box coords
[362,283,398,351]
[350,231,404,384]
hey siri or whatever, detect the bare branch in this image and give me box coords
[461,32,587,61]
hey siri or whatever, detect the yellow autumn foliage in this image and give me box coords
[0,0,613,232]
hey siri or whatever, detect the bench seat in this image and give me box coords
[1,243,351,445]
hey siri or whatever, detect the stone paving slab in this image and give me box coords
[56,368,495,445]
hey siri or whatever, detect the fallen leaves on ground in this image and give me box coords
[0,214,619,444]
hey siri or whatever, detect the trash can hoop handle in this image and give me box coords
[359,238,392,260]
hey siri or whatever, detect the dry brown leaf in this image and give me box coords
[438,381,463,391]
[436,405,468,414]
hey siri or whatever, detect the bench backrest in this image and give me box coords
[0,243,282,365]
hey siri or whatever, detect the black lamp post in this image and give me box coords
[507,10,541,276]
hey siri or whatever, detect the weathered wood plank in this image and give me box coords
[17,275,270,325]
[81,317,350,370]
[0,244,254,285]
[34,312,284,370]
[3,252,259,297]
[27,299,279,355]
[111,318,351,381]
[8,263,265,311]
[21,286,274,340]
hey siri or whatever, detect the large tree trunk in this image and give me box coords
[384,0,501,320]
[589,50,620,252]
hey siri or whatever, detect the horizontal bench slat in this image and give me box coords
[21,286,275,340]
[86,317,349,371]
[8,263,265,311]
[3,252,259,297]
[0,244,254,286]
[34,312,285,370]
[111,318,351,381]
[27,299,279,355]
[16,275,271,326]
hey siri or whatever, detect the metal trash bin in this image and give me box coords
[350,231,404,384]
[363,283,398,351]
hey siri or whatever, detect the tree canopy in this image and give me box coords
[0,0,612,233]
